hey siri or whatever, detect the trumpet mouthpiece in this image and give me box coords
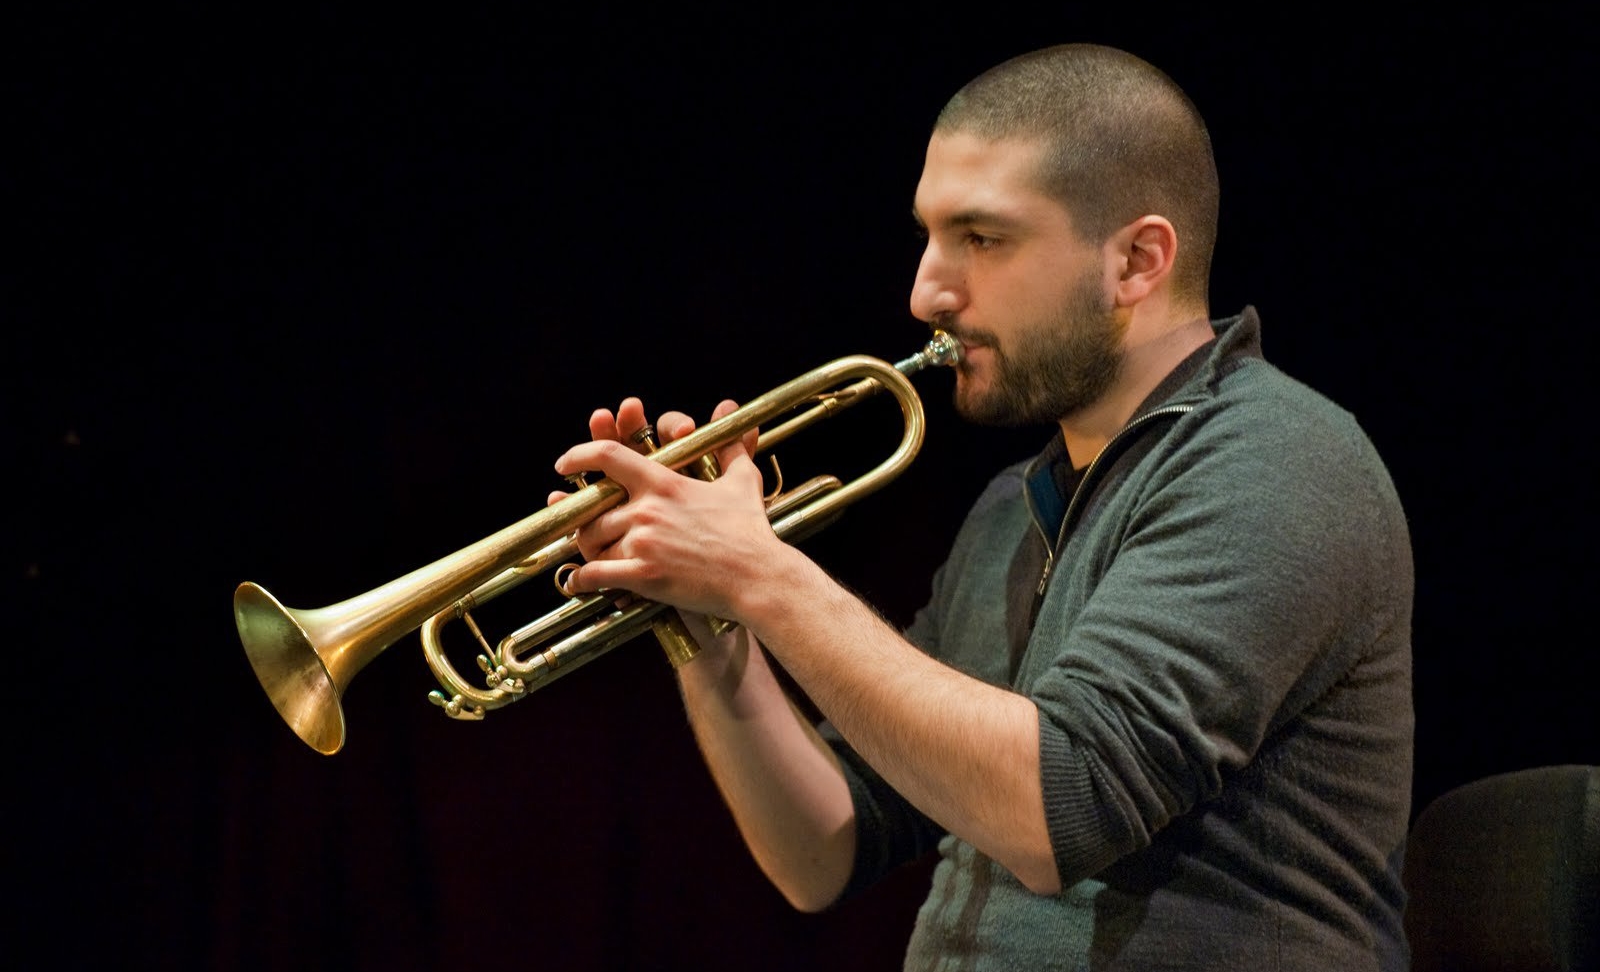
[897,330,962,374]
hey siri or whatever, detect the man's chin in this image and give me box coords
[952,385,1001,426]
[951,373,982,410]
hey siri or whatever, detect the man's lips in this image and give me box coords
[935,329,986,355]
[928,324,992,366]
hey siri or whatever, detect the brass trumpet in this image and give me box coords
[235,332,961,755]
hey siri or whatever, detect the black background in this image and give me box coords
[13,10,1598,971]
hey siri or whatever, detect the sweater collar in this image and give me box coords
[1022,305,1266,520]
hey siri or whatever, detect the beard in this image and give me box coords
[948,270,1124,427]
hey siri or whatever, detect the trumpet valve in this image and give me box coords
[630,425,660,451]
[633,423,721,481]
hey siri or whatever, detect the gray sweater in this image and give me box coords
[825,308,1414,971]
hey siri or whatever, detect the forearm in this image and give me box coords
[732,546,1060,895]
[676,616,858,912]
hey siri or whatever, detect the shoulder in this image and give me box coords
[1205,359,1392,476]
[1194,307,1390,477]
[1156,358,1410,555]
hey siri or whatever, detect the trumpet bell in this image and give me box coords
[235,581,346,755]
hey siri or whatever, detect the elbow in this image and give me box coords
[989,812,1061,896]
[1015,861,1062,896]
[756,843,852,914]
[1005,850,1063,897]
[781,884,842,915]
[768,866,847,914]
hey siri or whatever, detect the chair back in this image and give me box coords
[1403,763,1599,972]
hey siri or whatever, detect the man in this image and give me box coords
[553,43,1414,971]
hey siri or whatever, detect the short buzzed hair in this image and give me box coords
[936,44,1220,307]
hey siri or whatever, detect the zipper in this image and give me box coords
[1031,404,1195,597]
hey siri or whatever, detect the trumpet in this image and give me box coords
[236,332,961,755]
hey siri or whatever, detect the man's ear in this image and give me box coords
[1108,215,1177,307]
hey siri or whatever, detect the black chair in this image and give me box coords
[1403,763,1599,971]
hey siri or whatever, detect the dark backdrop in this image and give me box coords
[14,10,1597,971]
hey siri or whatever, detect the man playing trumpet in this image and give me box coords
[552,43,1414,972]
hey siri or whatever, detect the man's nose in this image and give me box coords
[909,243,965,323]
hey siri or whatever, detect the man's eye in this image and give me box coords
[966,231,997,250]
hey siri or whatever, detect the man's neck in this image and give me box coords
[1056,314,1215,468]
